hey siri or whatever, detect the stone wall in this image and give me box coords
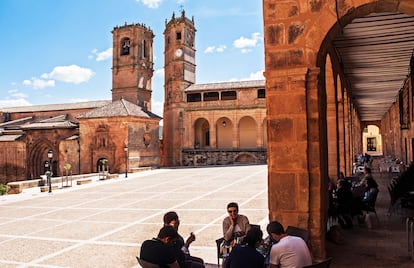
[182,148,266,166]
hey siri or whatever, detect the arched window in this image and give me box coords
[121,38,130,56]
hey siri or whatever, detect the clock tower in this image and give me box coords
[112,23,154,111]
[163,10,196,166]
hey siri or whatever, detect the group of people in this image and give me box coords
[139,202,314,268]
[222,202,312,268]
[329,167,379,229]
[139,211,205,268]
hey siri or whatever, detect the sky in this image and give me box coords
[0,0,264,117]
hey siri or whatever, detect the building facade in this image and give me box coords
[162,11,267,167]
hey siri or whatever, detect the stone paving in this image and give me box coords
[2,163,414,268]
[0,165,268,268]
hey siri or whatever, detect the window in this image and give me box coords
[203,92,219,101]
[258,88,265,98]
[221,91,237,100]
[121,38,130,56]
[187,93,201,102]
[176,32,181,40]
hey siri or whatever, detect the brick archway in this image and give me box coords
[263,0,414,259]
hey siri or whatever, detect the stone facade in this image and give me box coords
[263,0,414,259]
[162,11,267,167]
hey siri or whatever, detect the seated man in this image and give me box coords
[163,211,205,268]
[139,225,180,268]
[225,227,265,268]
[267,221,312,268]
[222,202,251,245]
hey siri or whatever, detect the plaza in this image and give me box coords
[0,165,268,267]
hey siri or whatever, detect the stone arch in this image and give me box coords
[194,118,210,149]
[234,152,257,164]
[239,116,257,148]
[264,0,414,259]
[28,139,55,179]
[363,124,382,155]
[216,117,233,148]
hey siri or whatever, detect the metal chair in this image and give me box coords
[303,257,333,268]
[215,237,225,267]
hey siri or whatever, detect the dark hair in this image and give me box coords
[267,221,284,235]
[163,211,178,225]
[227,202,239,210]
[366,177,378,189]
[158,225,178,239]
[244,228,263,247]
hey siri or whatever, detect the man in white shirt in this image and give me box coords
[267,221,312,268]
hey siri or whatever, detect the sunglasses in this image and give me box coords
[228,209,238,214]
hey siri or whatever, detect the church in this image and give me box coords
[0,10,267,184]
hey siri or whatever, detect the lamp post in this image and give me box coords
[47,150,53,193]
[124,146,128,178]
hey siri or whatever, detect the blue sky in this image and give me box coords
[0,0,264,117]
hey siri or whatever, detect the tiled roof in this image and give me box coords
[0,100,111,113]
[77,98,162,119]
[0,116,33,127]
[185,80,265,92]
[20,121,78,129]
[0,135,23,141]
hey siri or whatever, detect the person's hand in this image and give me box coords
[230,217,236,226]
[185,232,195,247]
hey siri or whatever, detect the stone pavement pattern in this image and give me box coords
[0,165,268,267]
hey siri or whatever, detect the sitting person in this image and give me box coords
[361,177,379,210]
[225,228,265,268]
[163,211,205,268]
[223,202,251,245]
[266,221,312,268]
[335,178,354,228]
[139,225,180,268]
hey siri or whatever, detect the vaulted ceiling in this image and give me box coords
[333,12,414,122]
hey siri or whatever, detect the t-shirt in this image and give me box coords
[140,238,177,268]
[225,244,265,268]
[269,235,312,268]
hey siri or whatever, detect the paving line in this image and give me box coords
[21,167,267,267]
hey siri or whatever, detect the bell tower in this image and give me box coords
[111,23,154,111]
[163,10,196,166]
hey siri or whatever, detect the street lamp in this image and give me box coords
[47,150,53,193]
[124,146,128,178]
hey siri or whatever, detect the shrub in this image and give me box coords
[0,184,6,195]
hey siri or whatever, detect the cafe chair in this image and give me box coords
[136,256,160,268]
[303,257,333,268]
[286,225,309,243]
[215,237,225,267]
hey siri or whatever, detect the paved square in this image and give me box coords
[0,165,268,267]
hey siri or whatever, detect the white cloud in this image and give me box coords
[11,92,28,98]
[41,65,95,84]
[90,48,112,61]
[154,68,164,77]
[23,78,55,89]
[0,98,31,108]
[233,32,263,52]
[136,0,162,9]
[151,99,164,117]
[204,45,227,53]
[246,70,265,80]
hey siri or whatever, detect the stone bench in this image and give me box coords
[40,185,59,192]
[7,182,23,194]
[77,178,92,185]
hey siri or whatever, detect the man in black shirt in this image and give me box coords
[140,225,180,268]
